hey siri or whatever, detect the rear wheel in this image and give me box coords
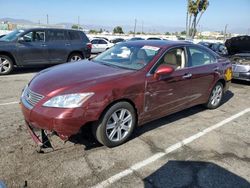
[92,102,136,147]
[0,55,14,75]
[67,53,83,62]
[205,82,224,109]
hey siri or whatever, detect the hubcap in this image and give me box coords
[106,109,133,142]
[210,85,223,106]
[70,55,82,62]
[0,57,11,73]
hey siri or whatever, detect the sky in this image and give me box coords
[0,0,249,34]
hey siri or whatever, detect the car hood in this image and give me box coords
[29,60,134,96]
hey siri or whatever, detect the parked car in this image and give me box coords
[20,40,232,148]
[110,38,125,44]
[91,38,114,53]
[0,28,92,75]
[93,37,110,42]
[225,36,250,81]
[229,54,250,81]
[147,37,162,40]
[127,37,145,41]
[198,42,228,56]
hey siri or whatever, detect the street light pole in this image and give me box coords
[133,19,137,37]
[78,16,80,30]
[46,14,49,25]
[224,24,228,42]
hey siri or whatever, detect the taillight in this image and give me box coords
[87,43,92,49]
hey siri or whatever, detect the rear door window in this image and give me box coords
[98,39,107,44]
[188,47,216,67]
[48,30,66,41]
[91,39,99,44]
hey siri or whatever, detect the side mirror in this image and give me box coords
[154,64,174,80]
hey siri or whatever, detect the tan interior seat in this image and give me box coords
[164,52,181,69]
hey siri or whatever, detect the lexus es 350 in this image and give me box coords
[20,40,232,148]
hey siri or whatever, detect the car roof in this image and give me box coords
[123,40,191,48]
[21,28,83,32]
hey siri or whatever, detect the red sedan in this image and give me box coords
[20,40,232,148]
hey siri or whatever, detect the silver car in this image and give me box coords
[231,53,250,81]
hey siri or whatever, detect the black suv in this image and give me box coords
[0,28,92,75]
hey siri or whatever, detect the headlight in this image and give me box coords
[43,93,94,108]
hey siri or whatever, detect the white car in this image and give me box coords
[91,38,114,53]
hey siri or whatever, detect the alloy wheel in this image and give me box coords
[70,55,82,62]
[0,57,11,74]
[106,108,133,142]
[210,85,223,106]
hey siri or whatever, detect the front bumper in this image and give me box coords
[20,100,89,141]
[233,72,250,81]
[232,64,250,81]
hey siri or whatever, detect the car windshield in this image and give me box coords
[0,30,25,41]
[93,43,161,70]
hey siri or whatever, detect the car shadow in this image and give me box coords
[69,90,234,150]
[232,79,250,86]
[10,67,46,75]
[143,160,250,188]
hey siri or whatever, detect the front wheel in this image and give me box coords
[205,82,224,109]
[92,102,136,147]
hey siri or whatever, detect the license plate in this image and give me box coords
[233,72,239,77]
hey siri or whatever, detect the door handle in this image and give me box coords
[65,43,71,46]
[41,44,47,47]
[182,73,192,79]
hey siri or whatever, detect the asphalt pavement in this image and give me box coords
[0,67,249,188]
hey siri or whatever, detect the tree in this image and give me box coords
[72,24,82,30]
[187,0,209,39]
[113,26,124,34]
[165,32,171,35]
[89,29,98,34]
[180,30,186,35]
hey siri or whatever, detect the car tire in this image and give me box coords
[67,53,84,62]
[0,55,14,75]
[92,102,136,147]
[205,82,224,109]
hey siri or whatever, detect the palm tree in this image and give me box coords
[187,0,209,39]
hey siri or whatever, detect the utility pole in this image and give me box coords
[133,19,137,37]
[141,21,144,34]
[224,24,228,41]
[78,16,80,30]
[46,14,49,25]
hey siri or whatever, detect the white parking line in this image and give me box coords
[93,108,250,188]
[0,101,19,106]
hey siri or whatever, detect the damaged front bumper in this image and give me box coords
[25,121,54,152]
